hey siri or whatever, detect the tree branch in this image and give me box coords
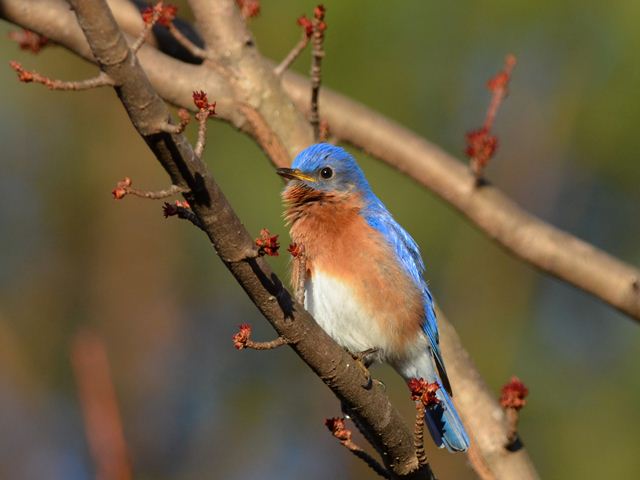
[0,1,548,478]
[284,74,640,323]
[62,0,435,477]
[309,5,326,141]
[6,0,635,323]
[438,312,540,479]
[186,0,312,161]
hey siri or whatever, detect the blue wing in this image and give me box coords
[363,196,452,394]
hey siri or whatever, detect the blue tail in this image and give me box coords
[424,382,470,452]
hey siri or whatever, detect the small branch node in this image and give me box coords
[159,108,191,134]
[319,119,331,142]
[162,201,204,230]
[500,375,529,448]
[325,417,390,479]
[8,29,50,53]
[9,61,114,90]
[255,228,280,257]
[222,247,261,264]
[408,377,441,408]
[465,54,517,181]
[232,324,288,350]
[407,378,441,468]
[235,0,261,19]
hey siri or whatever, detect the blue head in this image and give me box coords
[278,143,427,289]
[277,143,372,196]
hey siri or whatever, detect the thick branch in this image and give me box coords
[1,1,543,477]
[64,0,433,478]
[187,0,312,162]
[439,313,540,479]
[7,0,636,323]
[284,74,640,323]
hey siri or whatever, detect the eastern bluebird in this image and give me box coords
[277,143,470,452]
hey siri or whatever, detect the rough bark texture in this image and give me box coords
[63,0,434,478]
[5,0,636,324]
[13,0,637,478]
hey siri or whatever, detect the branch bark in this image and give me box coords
[438,311,539,480]
[3,0,592,478]
[63,0,434,477]
[283,76,640,323]
[6,0,636,324]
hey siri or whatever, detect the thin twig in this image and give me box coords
[9,62,113,90]
[167,23,209,59]
[128,184,187,199]
[112,178,187,200]
[413,403,427,467]
[274,32,310,77]
[309,6,326,141]
[500,376,529,448]
[8,1,527,477]
[191,91,216,159]
[7,0,637,325]
[466,54,517,180]
[194,111,209,159]
[130,4,161,53]
[505,408,520,448]
[163,201,205,230]
[233,324,289,350]
[288,243,307,305]
[325,418,390,479]
[295,252,306,305]
[484,55,517,132]
[245,336,288,350]
[239,104,291,168]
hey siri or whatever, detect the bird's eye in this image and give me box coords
[320,167,333,179]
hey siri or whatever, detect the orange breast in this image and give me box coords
[283,184,424,355]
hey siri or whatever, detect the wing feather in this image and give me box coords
[363,197,452,394]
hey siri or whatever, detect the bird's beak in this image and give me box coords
[276,168,315,182]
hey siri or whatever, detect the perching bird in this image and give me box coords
[277,143,470,452]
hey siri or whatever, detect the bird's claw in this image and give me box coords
[349,347,379,389]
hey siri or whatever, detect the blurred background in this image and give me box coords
[1,0,639,478]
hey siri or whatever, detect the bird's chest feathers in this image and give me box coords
[284,187,423,357]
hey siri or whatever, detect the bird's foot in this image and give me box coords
[348,347,379,389]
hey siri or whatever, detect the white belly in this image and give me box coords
[304,270,391,356]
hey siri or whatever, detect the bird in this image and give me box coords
[277,143,469,453]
